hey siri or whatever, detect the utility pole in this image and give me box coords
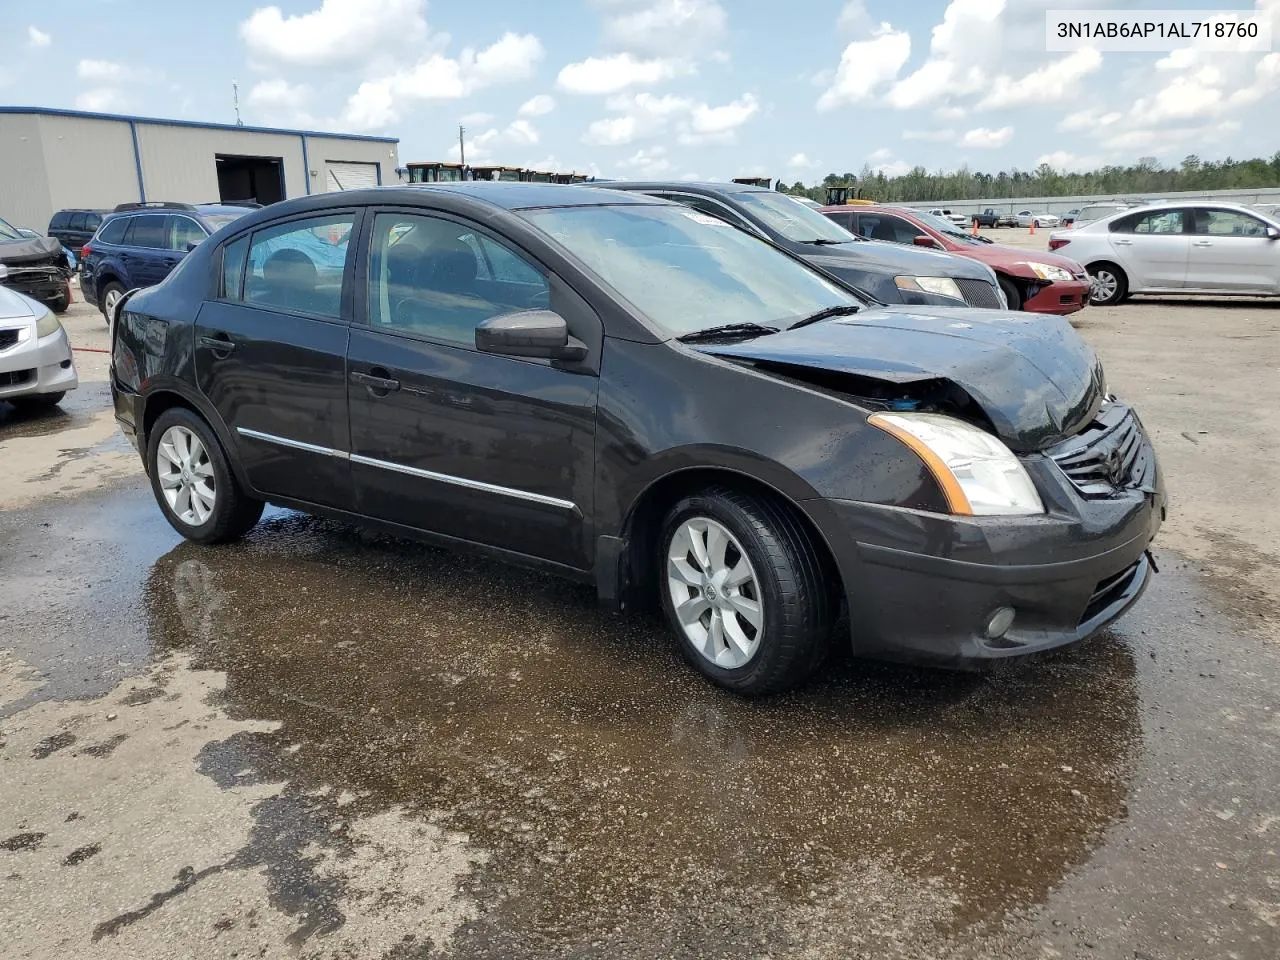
[458,125,466,167]
[233,80,243,126]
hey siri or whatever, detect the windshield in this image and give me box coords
[0,217,21,241]
[732,191,855,243]
[521,204,857,336]
[1078,205,1125,222]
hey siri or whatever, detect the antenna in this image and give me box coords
[233,80,243,127]
[458,124,466,166]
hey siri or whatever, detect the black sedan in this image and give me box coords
[597,180,1007,309]
[111,183,1164,694]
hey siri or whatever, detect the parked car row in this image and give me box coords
[0,216,73,313]
[109,182,1164,696]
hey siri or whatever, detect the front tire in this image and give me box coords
[998,275,1023,311]
[147,407,263,544]
[48,288,71,314]
[658,487,835,696]
[1087,262,1128,305]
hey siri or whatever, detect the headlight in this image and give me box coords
[894,276,964,301]
[868,412,1045,516]
[1024,261,1073,282]
[35,308,62,339]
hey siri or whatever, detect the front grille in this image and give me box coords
[0,368,34,388]
[1080,559,1142,625]
[1050,403,1151,498]
[0,328,19,351]
[955,277,1003,309]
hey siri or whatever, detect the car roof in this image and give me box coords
[194,204,258,216]
[399,181,664,210]
[590,180,768,197]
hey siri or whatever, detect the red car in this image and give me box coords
[821,204,1091,315]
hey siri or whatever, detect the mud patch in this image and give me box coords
[1,832,46,852]
[63,843,101,866]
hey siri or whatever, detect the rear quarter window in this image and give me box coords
[49,212,71,230]
[96,217,129,244]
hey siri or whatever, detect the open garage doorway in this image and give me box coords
[216,155,284,206]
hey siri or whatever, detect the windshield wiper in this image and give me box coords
[788,305,862,330]
[798,238,846,246]
[677,322,779,343]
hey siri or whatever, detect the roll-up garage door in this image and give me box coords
[326,161,379,191]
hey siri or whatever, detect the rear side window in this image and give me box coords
[96,217,128,244]
[1111,210,1184,235]
[85,213,103,229]
[69,213,88,231]
[242,214,354,318]
[857,213,922,245]
[124,215,168,248]
[221,236,249,299]
[169,217,207,251]
[49,212,71,230]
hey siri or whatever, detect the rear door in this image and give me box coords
[1107,208,1191,290]
[345,208,599,569]
[194,211,358,509]
[1185,208,1279,293]
[120,215,175,288]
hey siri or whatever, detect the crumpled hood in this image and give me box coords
[804,238,996,283]
[696,305,1105,452]
[0,235,66,267]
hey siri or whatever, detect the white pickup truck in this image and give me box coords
[927,208,969,228]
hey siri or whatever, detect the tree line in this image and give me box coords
[778,154,1280,204]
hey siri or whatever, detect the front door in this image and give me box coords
[346,210,599,570]
[1107,208,1190,289]
[195,211,358,509]
[1185,207,1280,293]
[121,214,181,288]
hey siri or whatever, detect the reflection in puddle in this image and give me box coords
[141,511,1142,952]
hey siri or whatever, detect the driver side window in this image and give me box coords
[367,213,550,347]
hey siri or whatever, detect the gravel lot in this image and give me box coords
[2,265,1278,959]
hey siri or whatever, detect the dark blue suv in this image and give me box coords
[81,201,257,322]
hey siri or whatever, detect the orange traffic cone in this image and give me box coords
[1029,219,1036,235]
[970,219,979,236]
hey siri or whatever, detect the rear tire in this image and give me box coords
[997,275,1023,311]
[147,407,263,545]
[1087,262,1128,305]
[658,487,835,696]
[100,281,125,326]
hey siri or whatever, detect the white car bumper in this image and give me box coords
[0,325,79,400]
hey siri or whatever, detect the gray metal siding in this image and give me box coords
[135,124,306,203]
[303,135,400,194]
[0,114,53,230]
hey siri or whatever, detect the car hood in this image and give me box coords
[949,242,1086,276]
[0,235,65,266]
[694,305,1104,452]
[801,238,995,282]
[0,284,41,321]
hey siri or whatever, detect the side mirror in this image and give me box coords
[913,234,942,249]
[475,310,588,362]
[185,241,201,252]
[1267,226,1279,240]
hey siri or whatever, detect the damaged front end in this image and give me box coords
[0,236,72,309]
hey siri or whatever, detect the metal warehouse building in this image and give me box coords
[0,106,400,233]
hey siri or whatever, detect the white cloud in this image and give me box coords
[977,48,1102,109]
[343,32,544,130]
[682,92,758,144]
[616,145,673,177]
[240,0,428,68]
[27,26,51,48]
[837,0,871,34]
[76,59,133,82]
[505,119,539,145]
[959,125,1013,148]
[1036,150,1107,172]
[1057,108,1121,133]
[76,88,125,112]
[247,79,317,126]
[556,53,684,95]
[584,115,639,146]
[884,0,1004,109]
[460,112,495,125]
[868,147,893,162]
[787,152,816,169]
[1133,68,1223,123]
[902,128,956,142]
[518,94,556,117]
[817,25,911,110]
[600,0,726,58]
[873,160,913,177]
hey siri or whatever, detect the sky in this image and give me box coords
[3,0,1279,182]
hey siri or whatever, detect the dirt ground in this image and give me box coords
[2,277,1279,959]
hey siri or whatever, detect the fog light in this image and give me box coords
[985,606,1016,639]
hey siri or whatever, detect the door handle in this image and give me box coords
[199,335,236,357]
[1192,240,1213,247]
[1113,239,1133,245]
[351,369,401,395]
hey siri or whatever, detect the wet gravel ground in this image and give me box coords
[2,297,1279,958]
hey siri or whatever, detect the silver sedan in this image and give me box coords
[1016,210,1061,228]
[0,276,78,409]
[1046,201,1280,305]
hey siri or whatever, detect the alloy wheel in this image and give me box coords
[666,517,764,669]
[1091,269,1119,303]
[156,425,216,526]
[103,287,122,318]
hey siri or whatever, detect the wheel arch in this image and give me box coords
[140,384,253,493]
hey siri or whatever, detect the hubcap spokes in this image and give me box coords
[157,425,215,526]
[1092,272,1117,302]
[666,517,763,669]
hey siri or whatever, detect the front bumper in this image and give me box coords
[810,435,1164,666]
[0,326,79,400]
[1,268,69,305]
[1022,278,1091,315]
